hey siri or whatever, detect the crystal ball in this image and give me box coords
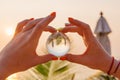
[46,32,70,57]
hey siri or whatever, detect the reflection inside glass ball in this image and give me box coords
[46,32,70,57]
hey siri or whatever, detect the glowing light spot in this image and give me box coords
[5,27,14,36]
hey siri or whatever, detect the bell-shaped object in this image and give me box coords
[46,32,70,57]
[94,12,111,35]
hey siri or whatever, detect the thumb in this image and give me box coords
[34,54,57,64]
[65,54,83,64]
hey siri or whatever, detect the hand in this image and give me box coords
[61,17,113,73]
[0,12,56,79]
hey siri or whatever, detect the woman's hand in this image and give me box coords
[0,12,56,79]
[61,17,113,73]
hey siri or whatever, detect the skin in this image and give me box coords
[0,12,56,80]
[61,17,120,78]
[0,13,120,79]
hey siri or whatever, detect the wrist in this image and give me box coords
[98,55,113,73]
[112,60,120,78]
[102,56,120,78]
[106,57,119,75]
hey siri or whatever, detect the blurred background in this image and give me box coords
[0,0,120,80]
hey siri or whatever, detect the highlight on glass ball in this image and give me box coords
[46,31,70,57]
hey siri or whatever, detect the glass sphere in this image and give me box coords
[46,32,70,57]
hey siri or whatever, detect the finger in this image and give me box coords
[62,25,87,46]
[65,53,96,68]
[65,23,74,27]
[22,18,43,32]
[60,26,79,34]
[65,54,81,64]
[52,57,58,60]
[60,23,83,36]
[44,26,57,33]
[31,12,56,38]
[60,56,67,60]
[68,17,92,37]
[14,18,33,37]
[34,54,57,64]
[68,17,95,45]
[69,18,89,30]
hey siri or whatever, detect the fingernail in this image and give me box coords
[30,18,34,20]
[60,56,67,60]
[52,57,58,60]
[68,17,74,21]
[50,12,56,16]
